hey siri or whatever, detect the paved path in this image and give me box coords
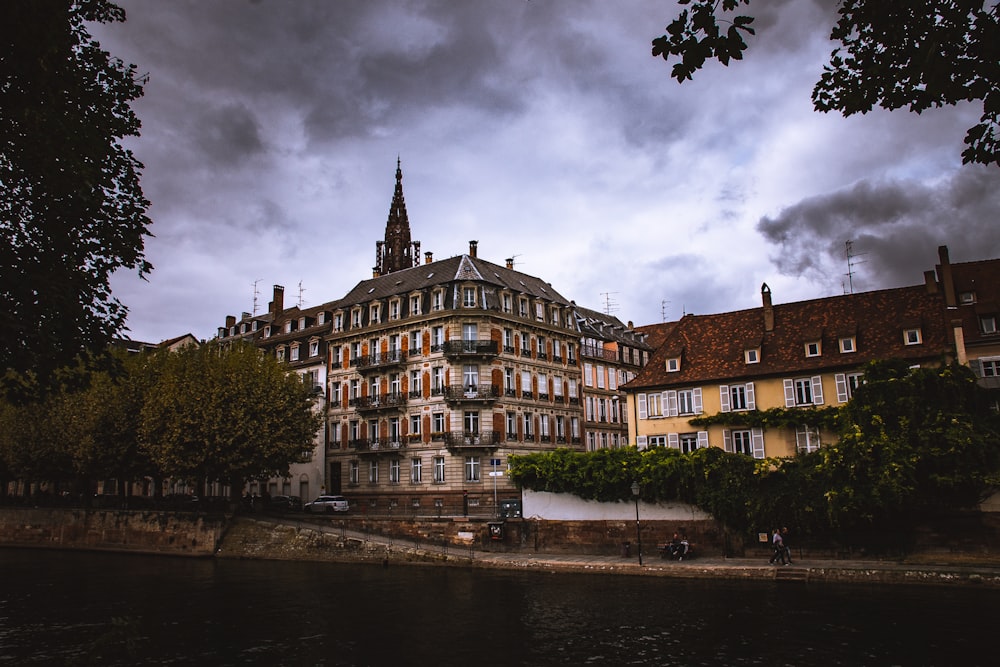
[267,515,1000,588]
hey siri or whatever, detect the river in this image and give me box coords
[0,548,995,666]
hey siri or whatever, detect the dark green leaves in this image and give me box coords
[652,0,755,82]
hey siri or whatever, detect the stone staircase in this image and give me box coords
[774,565,808,582]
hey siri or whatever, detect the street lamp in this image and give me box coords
[631,480,643,566]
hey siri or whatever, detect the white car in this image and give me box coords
[304,495,349,513]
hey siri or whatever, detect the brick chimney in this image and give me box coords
[938,245,956,308]
[762,283,774,332]
[271,285,284,316]
[469,240,478,258]
[225,315,236,328]
[506,258,514,269]
[425,251,433,264]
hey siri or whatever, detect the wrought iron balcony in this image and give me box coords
[354,438,406,453]
[354,392,407,413]
[356,349,407,372]
[443,339,499,358]
[581,345,619,362]
[443,383,500,403]
[444,430,501,450]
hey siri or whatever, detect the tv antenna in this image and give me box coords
[251,279,263,315]
[601,291,619,316]
[845,240,868,294]
[297,281,307,308]
[661,299,671,322]
[506,253,523,269]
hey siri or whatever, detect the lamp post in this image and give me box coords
[631,480,643,566]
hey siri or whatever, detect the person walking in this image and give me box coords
[781,526,793,564]
[768,528,788,565]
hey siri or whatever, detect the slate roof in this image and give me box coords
[947,258,1000,349]
[626,284,951,390]
[575,305,653,350]
[337,253,574,309]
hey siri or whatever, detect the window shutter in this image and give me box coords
[745,382,756,410]
[811,375,824,405]
[751,428,765,459]
[722,429,733,453]
[783,379,796,407]
[795,425,807,452]
[636,435,647,450]
[969,359,983,378]
[638,393,647,419]
[666,391,678,417]
[697,431,709,449]
[692,387,703,414]
[667,433,679,450]
[719,385,731,413]
[835,373,849,403]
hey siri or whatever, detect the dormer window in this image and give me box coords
[519,298,528,317]
[252,320,259,331]
[805,341,821,357]
[240,323,248,334]
[334,313,344,332]
[351,309,361,328]
[535,302,544,321]
[290,344,300,361]
[839,336,856,353]
[317,312,325,325]
[298,317,306,330]
[745,348,760,364]
[390,300,400,320]
[502,294,512,313]
[263,325,271,338]
[903,328,922,345]
[432,291,443,311]
[370,304,380,322]
[979,314,997,334]
[309,339,320,357]
[276,346,286,362]
[284,321,293,334]
[666,357,680,372]
[410,295,421,316]
[960,291,976,304]
[463,287,476,308]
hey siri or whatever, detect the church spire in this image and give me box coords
[375,158,420,276]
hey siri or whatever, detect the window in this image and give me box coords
[745,348,760,364]
[432,291,443,311]
[536,336,547,359]
[835,372,864,402]
[567,344,576,363]
[349,460,359,484]
[410,330,422,353]
[309,340,319,357]
[903,328,922,345]
[519,298,528,317]
[276,347,285,362]
[646,393,663,418]
[463,286,476,307]
[503,294,512,313]
[537,373,548,399]
[410,413,421,436]
[431,326,444,352]
[981,315,997,334]
[389,333,401,353]
[679,433,699,453]
[805,341,821,357]
[349,378,360,400]
[553,376,563,398]
[959,291,976,304]
[520,333,531,356]
[389,459,400,484]
[676,389,701,415]
[981,358,1000,377]
[465,456,480,482]
[351,309,361,328]
[433,456,445,483]
[389,416,401,444]
[796,426,821,453]
[334,313,344,332]
[432,412,444,433]
[389,300,400,320]
[596,365,605,389]
[568,379,578,399]
[410,295,421,315]
[504,328,514,353]
[368,460,378,483]
[666,358,680,372]
[731,430,753,455]
[521,370,532,397]
[290,344,299,361]
[284,321,293,334]
[331,381,342,405]
[721,383,755,412]
[506,412,517,438]
[523,412,534,438]
[409,370,422,398]
[349,420,360,442]
[536,302,544,321]
[839,336,856,353]
[431,367,443,394]
[583,362,594,387]
[464,411,480,434]
[370,304,380,322]
[784,376,823,406]
[411,458,423,483]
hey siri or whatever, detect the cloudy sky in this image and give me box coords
[92,0,1000,344]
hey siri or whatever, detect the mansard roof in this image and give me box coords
[944,256,1000,349]
[575,305,653,350]
[626,284,950,390]
[337,253,573,308]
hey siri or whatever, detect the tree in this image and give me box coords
[818,360,1000,537]
[140,341,321,500]
[652,0,1000,166]
[1,0,152,401]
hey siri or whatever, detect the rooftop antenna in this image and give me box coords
[601,291,619,316]
[845,240,868,294]
[297,280,306,308]
[661,299,671,322]
[508,253,523,268]
[251,279,262,315]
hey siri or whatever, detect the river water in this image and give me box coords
[0,548,995,666]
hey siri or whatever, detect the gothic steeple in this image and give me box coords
[375,158,420,276]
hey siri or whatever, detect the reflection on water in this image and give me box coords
[0,548,996,666]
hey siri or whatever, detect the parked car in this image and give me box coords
[304,495,349,513]
[267,495,302,512]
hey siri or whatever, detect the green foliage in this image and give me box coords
[511,359,1000,548]
[652,0,1000,167]
[690,405,842,431]
[1,0,152,401]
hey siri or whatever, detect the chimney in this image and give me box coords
[506,257,514,270]
[271,285,284,316]
[425,251,433,264]
[924,270,939,293]
[241,311,251,320]
[938,245,956,308]
[469,240,478,257]
[761,283,774,332]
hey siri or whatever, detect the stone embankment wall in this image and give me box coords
[0,507,224,556]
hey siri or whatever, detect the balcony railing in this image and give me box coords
[581,346,619,362]
[356,349,407,372]
[444,430,501,449]
[443,340,499,358]
[443,383,499,403]
[354,392,407,412]
[354,439,406,453]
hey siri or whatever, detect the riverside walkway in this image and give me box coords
[246,515,1000,589]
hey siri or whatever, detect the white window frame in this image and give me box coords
[839,336,856,353]
[903,328,922,345]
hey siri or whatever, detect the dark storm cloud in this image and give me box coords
[756,167,1000,291]
[193,102,265,165]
